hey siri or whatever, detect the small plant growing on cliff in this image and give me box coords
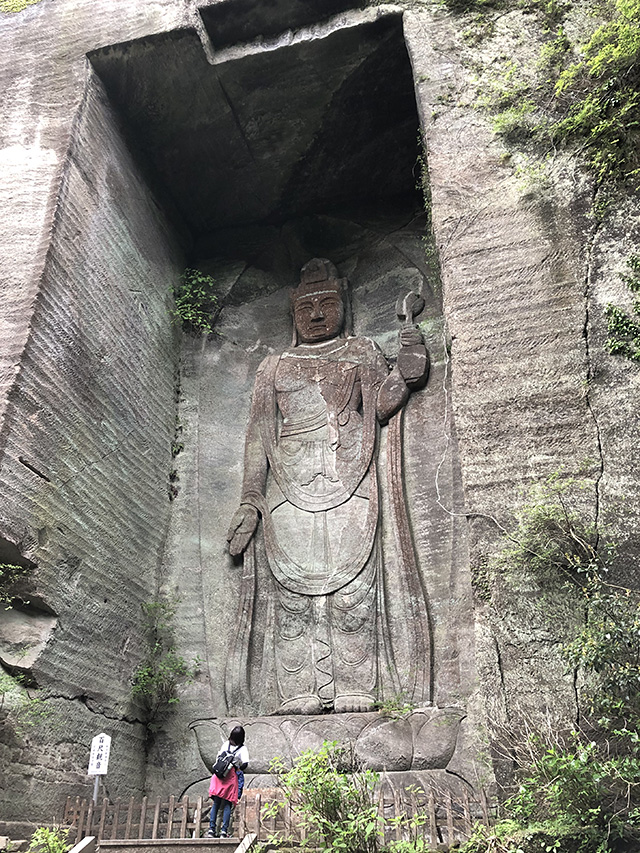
[131,598,199,726]
[373,692,415,719]
[0,672,52,735]
[605,253,640,363]
[0,562,31,609]
[171,269,218,335]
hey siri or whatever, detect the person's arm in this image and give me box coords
[233,745,249,771]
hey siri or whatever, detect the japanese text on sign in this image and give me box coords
[88,732,111,776]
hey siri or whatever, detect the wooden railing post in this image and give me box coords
[124,796,135,839]
[98,797,108,842]
[193,796,203,839]
[179,797,189,838]
[111,800,121,840]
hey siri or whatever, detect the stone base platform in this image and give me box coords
[189,707,466,775]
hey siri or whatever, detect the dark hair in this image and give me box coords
[229,725,245,746]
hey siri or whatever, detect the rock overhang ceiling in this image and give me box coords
[88,8,421,243]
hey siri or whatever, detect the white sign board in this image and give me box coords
[88,733,111,776]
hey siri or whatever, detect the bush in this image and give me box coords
[550,0,640,187]
[265,741,381,853]
[27,827,70,853]
[131,599,199,726]
[0,671,51,734]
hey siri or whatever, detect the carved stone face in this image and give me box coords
[293,289,345,344]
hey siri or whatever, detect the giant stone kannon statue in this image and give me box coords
[226,258,431,716]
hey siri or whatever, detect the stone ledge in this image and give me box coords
[190,707,466,774]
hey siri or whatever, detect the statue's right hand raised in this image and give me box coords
[227,504,259,556]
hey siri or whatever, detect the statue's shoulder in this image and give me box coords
[345,336,385,363]
[256,353,280,376]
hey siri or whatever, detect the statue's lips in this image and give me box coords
[300,325,339,340]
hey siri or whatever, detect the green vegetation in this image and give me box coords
[0,0,42,12]
[0,561,30,608]
[171,268,218,335]
[550,0,640,187]
[472,0,640,190]
[264,744,434,853]
[264,742,382,853]
[131,598,199,727]
[0,672,52,734]
[463,477,640,853]
[605,254,640,363]
[26,828,70,853]
[373,692,416,719]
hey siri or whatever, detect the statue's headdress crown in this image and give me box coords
[292,258,342,302]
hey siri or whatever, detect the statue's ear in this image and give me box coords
[290,289,299,347]
[339,278,352,337]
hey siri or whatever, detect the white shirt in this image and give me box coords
[218,740,249,768]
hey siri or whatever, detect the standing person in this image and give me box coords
[206,725,249,838]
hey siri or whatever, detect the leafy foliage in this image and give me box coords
[0,0,42,12]
[550,0,640,187]
[171,268,218,335]
[373,692,416,719]
[131,599,199,726]
[605,254,640,363]
[497,475,602,589]
[26,828,70,853]
[0,562,30,608]
[264,741,382,853]
[477,0,640,188]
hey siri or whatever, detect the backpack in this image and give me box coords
[212,745,240,779]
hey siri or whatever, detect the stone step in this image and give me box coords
[71,833,257,853]
[99,840,248,853]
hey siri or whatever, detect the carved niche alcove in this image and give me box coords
[89,1,478,795]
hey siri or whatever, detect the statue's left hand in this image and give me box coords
[397,326,429,389]
[227,504,259,557]
[399,326,424,348]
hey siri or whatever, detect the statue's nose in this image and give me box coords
[311,303,325,320]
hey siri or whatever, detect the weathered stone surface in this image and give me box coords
[0,604,57,671]
[401,5,639,788]
[0,1,187,821]
[88,7,418,236]
[2,0,637,829]
[586,195,640,585]
[190,708,464,774]
[199,0,362,50]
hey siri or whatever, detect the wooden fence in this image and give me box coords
[64,786,491,847]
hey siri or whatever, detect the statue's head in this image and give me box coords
[290,258,348,345]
